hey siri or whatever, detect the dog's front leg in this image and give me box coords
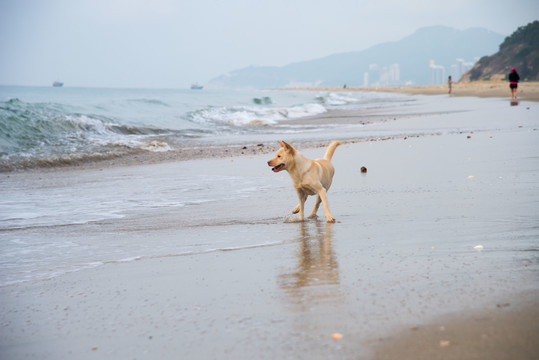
[295,190,307,221]
[318,188,335,223]
[308,195,322,218]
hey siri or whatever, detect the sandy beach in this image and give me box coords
[289,81,539,102]
[1,92,538,359]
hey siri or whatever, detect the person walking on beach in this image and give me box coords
[447,76,453,94]
[508,68,520,100]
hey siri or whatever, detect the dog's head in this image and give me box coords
[267,141,295,173]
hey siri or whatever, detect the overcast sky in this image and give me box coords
[0,0,537,88]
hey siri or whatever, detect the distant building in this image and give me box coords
[443,58,478,82]
[368,64,380,86]
[429,60,445,84]
[366,63,400,86]
[454,58,475,81]
[389,64,400,83]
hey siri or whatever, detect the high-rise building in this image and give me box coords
[389,64,400,83]
[429,60,445,84]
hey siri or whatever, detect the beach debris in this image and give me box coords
[361,166,367,173]
[474,245,484,251]
[467,135,471,139]
[331,333,343,340]
[439,340,450,347]
[468,175,474,179]
[410,326,419,331]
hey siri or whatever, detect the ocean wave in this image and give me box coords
[127,98,170,107]
[0,98,178,170]
[316,92,361,106]
[0,149,131,171]
[186,102,327,128]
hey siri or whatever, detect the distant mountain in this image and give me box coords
[207,26,504,89]
[462,21,539,82]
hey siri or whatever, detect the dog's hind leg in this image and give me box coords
[308,195,322,218]
[318,189,335,223]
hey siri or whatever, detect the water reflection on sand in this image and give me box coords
[279,221,342,308]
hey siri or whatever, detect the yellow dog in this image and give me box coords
[267,140,341,222]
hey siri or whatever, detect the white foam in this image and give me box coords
[318,92,360,106]
[141,140,172,152]
[190,101,329,128]
[286,103,327,118]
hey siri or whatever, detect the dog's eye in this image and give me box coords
[278,155,281,158]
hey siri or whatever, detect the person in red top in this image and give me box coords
[508,68,520,100]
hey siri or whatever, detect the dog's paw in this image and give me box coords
[292,205,300,214]
[326,216,336,223]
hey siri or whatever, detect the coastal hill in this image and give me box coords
[207,26,504,89]
[461,20,539,82]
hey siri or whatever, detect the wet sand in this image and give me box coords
[372,292,539,360]
[1,96,538,359]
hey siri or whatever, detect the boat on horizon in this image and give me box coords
[52,81,64,87]
[190,83,203,90]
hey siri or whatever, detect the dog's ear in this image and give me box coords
[278,141,286,148]
[281,141,295,154]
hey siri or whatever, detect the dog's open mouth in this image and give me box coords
[272,163,285,172]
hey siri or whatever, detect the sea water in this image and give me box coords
[0,86,411,170]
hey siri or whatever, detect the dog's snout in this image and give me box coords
[267,160,272,166]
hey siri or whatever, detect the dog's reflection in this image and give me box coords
[279,220,341,307]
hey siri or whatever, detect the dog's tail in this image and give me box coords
[324,140,341,160]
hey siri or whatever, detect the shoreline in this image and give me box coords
[285,80,539,102]
[2,82,538,174]
[0,92,520,174]
[0,106,442,173]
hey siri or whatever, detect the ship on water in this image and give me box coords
[190,83,203,90]
[52,81,64,87]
